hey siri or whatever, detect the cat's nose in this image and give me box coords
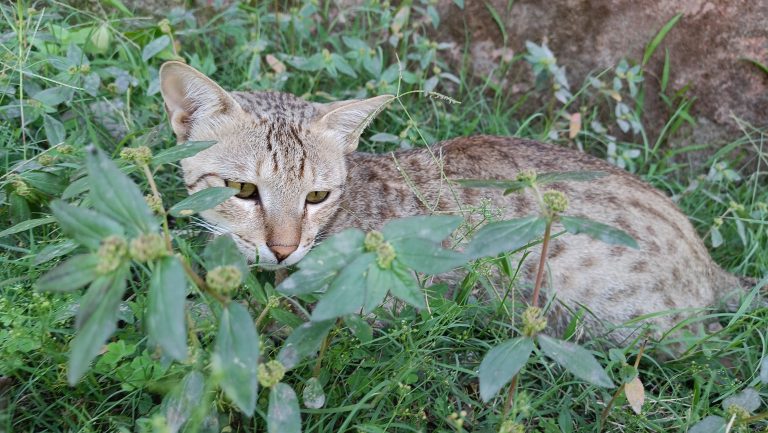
[269,244,298,262]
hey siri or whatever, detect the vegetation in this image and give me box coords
[0,1,766,432]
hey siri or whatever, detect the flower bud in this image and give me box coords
[258,360,286,388]
[129,233,167,262]
[205,265,242,295]
[97,235,128,274]
[364,230,385,252]
[376,242,396,269]
[145,194,164,214]
[542,190,569,214]
[515,169,537,185]
[522,306,547,337]
[120,146,153,166]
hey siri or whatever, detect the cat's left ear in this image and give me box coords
[314,95,395,153]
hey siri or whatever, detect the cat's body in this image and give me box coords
[159,61,745,344]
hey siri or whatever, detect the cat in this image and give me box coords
[159,60,750,345]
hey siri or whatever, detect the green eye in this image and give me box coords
[306,191,330,204]
[225,180,259,200]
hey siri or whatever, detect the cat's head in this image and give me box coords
[159,61,393,267]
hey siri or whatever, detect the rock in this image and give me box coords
[436,0,768,156]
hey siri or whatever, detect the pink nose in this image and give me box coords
[269,244,297,262]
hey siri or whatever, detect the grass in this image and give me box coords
[0,1,766,432]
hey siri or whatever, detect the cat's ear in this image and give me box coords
[314,95,395,153]
[159,61,242,140]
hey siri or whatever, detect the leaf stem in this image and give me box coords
[599,340,647,430]
[501,374,519,419]
[313,325,335,378]
[531,220,552,308]
[141,164,173,251]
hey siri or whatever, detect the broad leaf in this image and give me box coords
[382,215,463,243]
[68,265,129,384]
[22,171,66,196]
[722,387,760,413]
[162,370,205,433]
[345,315,373,343]
[624,377,644,414]
[268,383,301,433]
[85,146,157,235]
[465,216,546,259]
[147,256,188,361]
[537,335,614,388]
[278,229,365,296]
[364,264,398,313]
[537,171,607,184]
[387,262,425,309]
[760,356,768,384]
[391,238,467,274]
[142,35,170,61]
[33,239,79,265]
[278,319,335,370]
[455,178,526,191]
[560,216,638,249]
[51,200,124,250]
[0,216,55,238]
[302,377,326,409]
[212,303,260,415]
[37,254,99,292]
[478,337,534,402]
[152,141,216,166]
[688,416,726,433]
[203,235,249,275]
[169,187,238,217]
[311,253,375,322]
[43,114,66,145]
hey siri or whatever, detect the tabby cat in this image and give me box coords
[159,61,748,344]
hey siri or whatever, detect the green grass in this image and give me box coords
[0,1,767,432]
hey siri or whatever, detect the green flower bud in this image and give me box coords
[713,217,723,228]
[90,24,111,54]
[158,18,172,34]
[364,230,385,252]
[515,169,537,185]
[205,265,242,295]
[10,176,31,197]
[257,360,286,388]
[542,190,569,214]
[57,144,74,155]
[725,404,750,422]
[376,242,396,269]
[145,194,164,214]
[79,63,90,74]
[97,235,128,274]
[728,201,745,214]
[107,82,119,94]
[499,421,525,433]
[67,65,78,75]
[521,306,547,337]
[120,146,153,166]
[129,233,167,262]
[38,154,55,166]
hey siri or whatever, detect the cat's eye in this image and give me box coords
[306,191,330,204]
[225,180,259,200]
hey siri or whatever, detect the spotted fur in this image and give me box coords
[160,61,749,345]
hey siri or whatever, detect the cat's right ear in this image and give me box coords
[159,61,241,141]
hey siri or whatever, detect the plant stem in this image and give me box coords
[531,220,553,308]
[502,374,519,419]
[599,340,647,430]
[180,257,228,305]
[313,326,335,378]
[141,164,173,251]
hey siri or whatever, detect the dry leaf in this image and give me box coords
[568,112,582,139]
[624,376,645,414]
[266,54,286,74]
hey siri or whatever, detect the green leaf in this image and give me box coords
[168,187,238,217]
[710,226,723,248]
[302,377,326,409]
[382,215,463,243]
[311,253,375,321]
[537,335,614,388]
[387,262,425,309]
[212,302,259,415]
[278,229,365,296]
[345,315,373,343]
[478,337,534,402]
[8,193,30,226]
[33,86,73,107]
[0,216,55,238]
[147,256,188,361]
[68,265,129,384]
[152,141,217,166]
[760,356,768,384]
[268,383,301,433]
[203,235,248,276]
[537,171,608,184]
[36,254,100,292]
[34,239,79,265]
[688,416,726,433]
[160,370,205,432]
[277,319,335,370]
[21,171,66,196]
[560,216,638,248]
[363,264,398,313]
[391,238,467,274]
[51,200,124,250]
[142,35,171,61]
[642,13,682,65]
[465,216,547,259]
[454,178,525,191]
[722,387,760,413]
[43,114,66,145]
[85,145,157,235]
